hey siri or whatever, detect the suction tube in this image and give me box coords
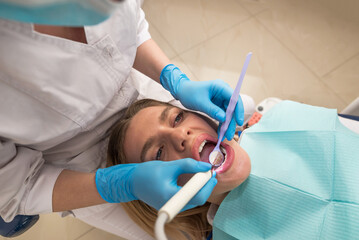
[155,170,213,240]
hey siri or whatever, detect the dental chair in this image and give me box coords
[254,97,359,122]
[339,97,359,121]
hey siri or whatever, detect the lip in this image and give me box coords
[191,133,217,163]
[214,142,234,174]
[191,133,234,174]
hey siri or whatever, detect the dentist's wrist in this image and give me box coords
[95,165,137,203]
[160,64,190,99]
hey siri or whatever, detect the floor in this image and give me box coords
[2,0,358,239]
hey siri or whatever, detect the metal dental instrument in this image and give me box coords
[209,52,252,167]
[154,52,253,240]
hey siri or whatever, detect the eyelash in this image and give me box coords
[155,111,184,160]
[173,111,184,127]
[155,146,163,160]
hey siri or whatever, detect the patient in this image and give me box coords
[107,98,250,239]
[107,99,359,240]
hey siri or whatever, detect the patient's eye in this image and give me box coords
[156,146,163,160]
[173,111,184,126]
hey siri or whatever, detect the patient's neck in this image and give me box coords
[34,25,87,44]
[208,192,228,205]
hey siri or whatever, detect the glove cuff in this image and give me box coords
[95,165,137,203]
[95,169,113,203]
[160,64,189,99]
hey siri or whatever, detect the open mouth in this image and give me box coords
[198,140,227,168]
[192,133,234,174]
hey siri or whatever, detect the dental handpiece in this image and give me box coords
[209,52,252,166]
[155,170,213,240]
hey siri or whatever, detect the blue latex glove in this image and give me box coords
[160,64,244,141]
[95,158,217,210]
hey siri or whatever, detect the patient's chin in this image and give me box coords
[216,143,251,190]
[230,147,251,186]
[207,191,229,205]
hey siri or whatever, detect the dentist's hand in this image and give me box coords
[160,64,244,140]
[95,158,217,210]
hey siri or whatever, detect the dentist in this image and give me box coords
[0,0,244,238]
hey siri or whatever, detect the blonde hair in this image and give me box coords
[107,99,212,240]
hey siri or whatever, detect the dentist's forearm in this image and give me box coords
[133,38,171,83]
[52,169,106,212]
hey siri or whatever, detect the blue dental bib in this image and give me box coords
[213,101,359,239]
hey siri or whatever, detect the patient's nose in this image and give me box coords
[169,127,190,151]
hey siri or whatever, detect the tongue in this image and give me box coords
[200,143,216,162]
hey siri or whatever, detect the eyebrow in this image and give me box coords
[140,106,173,162]
[159,105,172,124]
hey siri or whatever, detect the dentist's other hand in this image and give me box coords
[95,158,217,210]
[160,64,244,140]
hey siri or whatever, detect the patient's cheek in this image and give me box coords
[177,173,194,186]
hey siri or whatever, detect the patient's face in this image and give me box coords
[123,105,251,204]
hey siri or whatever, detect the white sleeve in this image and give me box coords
[0,140,63,222]
[136,1,151,47]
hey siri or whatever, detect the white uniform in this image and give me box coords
[0,1,158,239]
[0,1,256,238]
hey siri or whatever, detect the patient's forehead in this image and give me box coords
[132,105,171,124]
[127,105,165,135]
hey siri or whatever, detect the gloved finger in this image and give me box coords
[202,101,226,123]
[216,99,229,136]
[217,122,222,137]
[216,100,235,141]
[182,175,218,211]
[211,80,232,108]
[181,203,197,212]
[224,117,236,141]
[234,96,244,126]
[217,119,235,142]
[208,80,234,121]
[167,158,212,177]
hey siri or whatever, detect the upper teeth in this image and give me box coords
[198,140,207,153]
[198,140,227,161]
